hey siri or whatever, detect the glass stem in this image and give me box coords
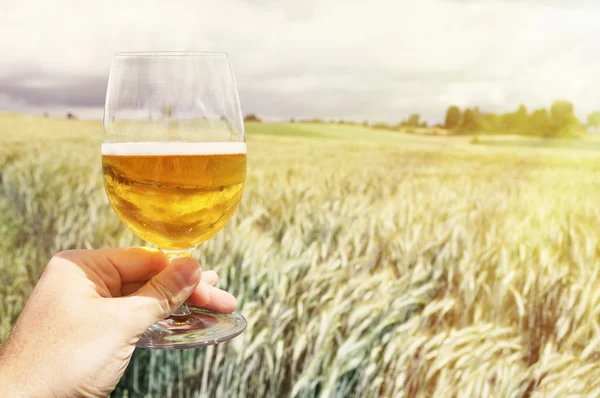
[171,303,192,317]
[163,248,196,318]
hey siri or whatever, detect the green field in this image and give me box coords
[2,113,600,397]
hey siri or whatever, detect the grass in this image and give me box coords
[244,122,445,145]
[471,135,600,152]
[2,113,600,396]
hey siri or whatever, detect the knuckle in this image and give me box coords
[148,278,178,316]
[47,249,92,273]
[54,249,87,260]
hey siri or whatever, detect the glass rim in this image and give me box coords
[114,51,229,58]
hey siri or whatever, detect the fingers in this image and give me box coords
[188,284,237,314]
[201,270,218,287]
[98,247,169,283]
[120,270,219,297]
[127,257,205,325]
[120,282,145,296]
[122,282,237,313]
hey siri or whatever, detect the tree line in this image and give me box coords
[244,101,600,137]
[442,101,596,137]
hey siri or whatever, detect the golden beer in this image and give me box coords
[101,142,246,250]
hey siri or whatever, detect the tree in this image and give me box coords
[477,113,500,132]
[300,118,323,124]
[372,122,390,130]
[550,100,579,135]
[514,104,528,130]
[444,106,461,129]
[550,100,573,123]
[529,108,552,136]
[406,113,421,127]
[160,106,173,118]
[587,111,600,130]
[244,113,261,122]
[461,108,478,131]
[500,105,528,132]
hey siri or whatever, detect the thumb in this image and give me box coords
[127,257,206,327]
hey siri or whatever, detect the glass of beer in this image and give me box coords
[101,52,247,349]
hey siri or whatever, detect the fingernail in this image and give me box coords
[173,258,201,287]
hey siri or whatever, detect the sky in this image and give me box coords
[1,0,600,124]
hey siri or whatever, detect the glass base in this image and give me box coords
[136,307,247,349]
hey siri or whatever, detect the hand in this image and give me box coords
[0,248,236,397]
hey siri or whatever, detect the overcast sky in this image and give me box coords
[1,0,600,123]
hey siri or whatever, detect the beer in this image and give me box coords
[102,142,246,250]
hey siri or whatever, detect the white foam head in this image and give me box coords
[101,142,247,156]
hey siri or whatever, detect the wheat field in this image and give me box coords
[2,113,600,397]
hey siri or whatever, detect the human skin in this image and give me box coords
[0,247,236,397]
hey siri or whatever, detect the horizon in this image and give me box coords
[5,100,594,129]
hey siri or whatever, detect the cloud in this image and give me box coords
[0,73,106,107]
[243,0,317,21]
[1,0,600,122]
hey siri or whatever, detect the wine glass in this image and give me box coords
[101,51,247,349]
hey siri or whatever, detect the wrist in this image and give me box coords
[0,341,54,397]
[0,349,25,397]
